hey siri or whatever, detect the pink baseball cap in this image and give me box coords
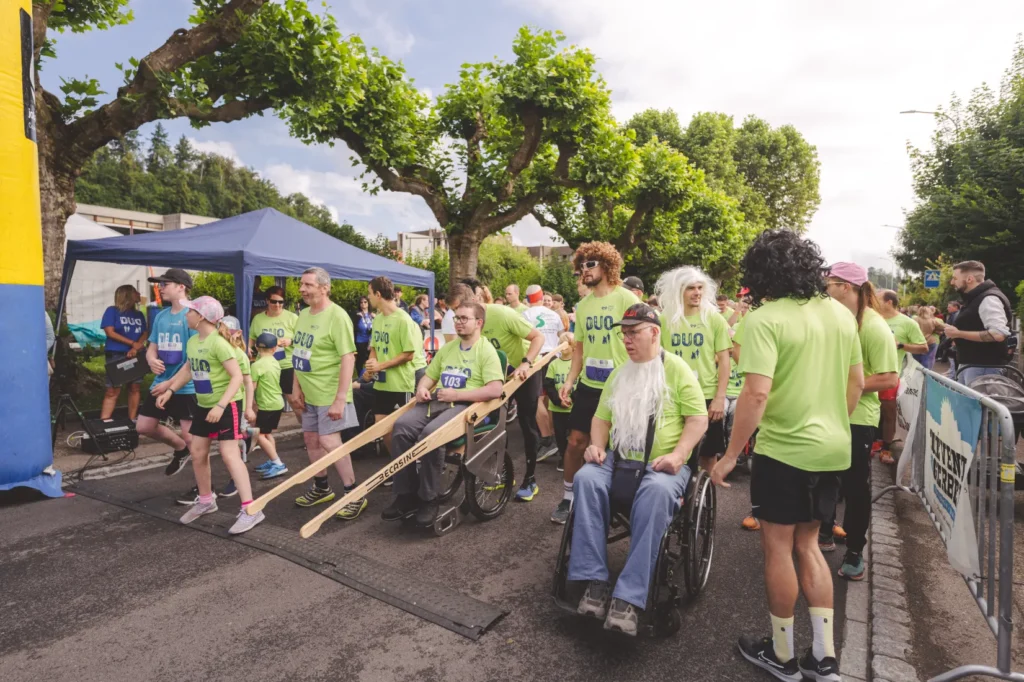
[182,296,225,324]
[828,262,868,287]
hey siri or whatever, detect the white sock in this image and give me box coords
[562,481,573,502]
[809,607,835,659]
[771,613,795,662]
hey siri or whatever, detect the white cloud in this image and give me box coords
[346,0,416,55]
[515,0,1024,266]
[188,138,242,166]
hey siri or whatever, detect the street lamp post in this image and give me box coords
[900,109,961,134]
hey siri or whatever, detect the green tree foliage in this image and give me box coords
[35,0,353,306]
[897,39,1024,304]
[75,128,379,252]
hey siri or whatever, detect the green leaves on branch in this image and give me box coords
[44,0,133,34]
[57,77,105,121]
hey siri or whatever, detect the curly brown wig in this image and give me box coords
[572,241,623,287]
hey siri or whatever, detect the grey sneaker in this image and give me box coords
[577,580,611,619]
[229,509,265,535]
[551,498,572,524]
[180,499,218,525]
[603,598,639,636]
[536,438,558,462]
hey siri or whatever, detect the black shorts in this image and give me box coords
[189,400,244,441]
[279,368,295,395]
[139,392,197,422]
[750,453,840,525]
[568,383,604,434]
[373,390,410,415]
[698,398,726,459]
[256,409,283,434]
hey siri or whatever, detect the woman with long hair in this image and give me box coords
[913,305,944,369]
[100,284,148,420]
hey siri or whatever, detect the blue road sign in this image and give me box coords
[924,269,941,289]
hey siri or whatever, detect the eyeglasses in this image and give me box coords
[454,316,477,324]
[580,260,600,271]
[269,299,285,304]
[615,326,652,340]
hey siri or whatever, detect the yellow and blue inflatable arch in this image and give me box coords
[0,0,61,496]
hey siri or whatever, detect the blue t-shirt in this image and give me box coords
[409,306,425,326]
[101,306,147,353]
[150,306,197,394]
[355,312,373,344]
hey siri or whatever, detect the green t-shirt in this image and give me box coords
[574,287,640,389]
[661,311,733,399]
[251,355,285,412]
[511,301,528,314]
[249,310,298,370]
[370,308,420,392]
[412,323,427,371]
[595,353,708,462]
[292,303,356,407]
[426,336,505,393]
[545,357,577,413]
[851,308,899,427]
[739,296,863,472]
[482,304,533,369]
[723,307,736,326]
[726,316,746,398]
[885,313,927,368]
[187,333,243,409]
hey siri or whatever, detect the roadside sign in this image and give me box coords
[924,270,941,289]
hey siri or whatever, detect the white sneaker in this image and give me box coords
[229,509,265,535]
[180,499,218,524]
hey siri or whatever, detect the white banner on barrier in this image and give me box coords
[895,355,924,487]
[924,376,982,578]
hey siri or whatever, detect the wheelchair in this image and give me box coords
[421,351,516,535]
[552,459,717,637]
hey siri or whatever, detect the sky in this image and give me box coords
[41,0,1024,272]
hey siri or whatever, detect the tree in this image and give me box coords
[284,28,640,284]
[896,39,1024,304]
[33,0,348,306]
[76,130,378,252]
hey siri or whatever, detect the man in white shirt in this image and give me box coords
[521,284,565,352]
[943,260,1013,385]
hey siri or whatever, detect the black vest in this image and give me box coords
[955,280,1011,366]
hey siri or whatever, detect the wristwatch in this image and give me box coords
[521,358,534,368]
[897,343,905,350]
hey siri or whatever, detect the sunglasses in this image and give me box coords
[580,260,600,271]
[268,299,285,304]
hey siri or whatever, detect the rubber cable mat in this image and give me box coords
[73,485,506,640]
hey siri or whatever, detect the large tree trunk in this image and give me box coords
[37,118,79,310]
[447,229,483,285]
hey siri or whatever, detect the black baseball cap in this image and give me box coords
[148,268,193,289]
[623,276,644,292]
[612,303,661,327]
[255,332,279,349]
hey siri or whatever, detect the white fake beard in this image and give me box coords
[607,357,668,456]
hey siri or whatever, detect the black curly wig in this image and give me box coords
[741,229,828,307]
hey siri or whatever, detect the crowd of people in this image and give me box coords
[94,232,1017,680]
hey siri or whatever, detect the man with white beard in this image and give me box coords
[568,303,708,636]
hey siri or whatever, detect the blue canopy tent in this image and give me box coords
[55,208,436,344]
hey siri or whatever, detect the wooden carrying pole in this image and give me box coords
[298,343,569,539]
[245,400,418,515]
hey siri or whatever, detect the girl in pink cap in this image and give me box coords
[154,296,265,534]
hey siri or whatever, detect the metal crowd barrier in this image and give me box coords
[886,365,1023,682]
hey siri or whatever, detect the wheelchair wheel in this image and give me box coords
[464,449,514,521]
[552,507,576,604]
[650,517,687,637]
[438,453,464,503]
[359,408,380,458]
[684,473,716,596]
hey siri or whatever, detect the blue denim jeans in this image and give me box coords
[958,365,1005,387]
[567,451,691,609]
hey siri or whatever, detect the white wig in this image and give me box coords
[654,265,719,328]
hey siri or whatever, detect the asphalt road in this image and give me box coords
[0,426,849,682]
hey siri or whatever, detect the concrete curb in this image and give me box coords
[68,427,304,482]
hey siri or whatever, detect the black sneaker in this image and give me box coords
[165,449,191,476]
[798,648,840,682]
[381,494,419,521]
[818,533,836,553]
[176,486,200,505]
[414,499,440,528]
[737,634,801,682]
[219,480,238,498]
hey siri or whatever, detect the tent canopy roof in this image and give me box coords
[64,207,433,288]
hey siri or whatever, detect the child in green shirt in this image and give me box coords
[543,332,577,473]
[252,332,288,480]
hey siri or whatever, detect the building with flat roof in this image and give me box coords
[75,203,219,235]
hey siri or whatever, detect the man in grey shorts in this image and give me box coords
[291,267,367,521]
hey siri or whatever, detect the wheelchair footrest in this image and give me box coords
[434,502,461,536]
